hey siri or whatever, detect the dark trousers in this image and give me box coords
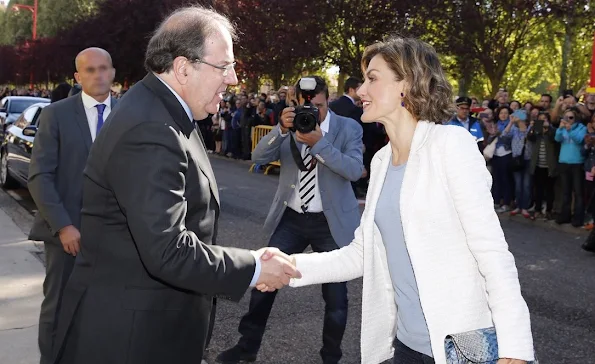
[492,154,513,206]
[558,163,584,225]
[241,126,252,159]
[392,338,435,364]
[231,128,242,158]
[237,209,348,364]
[38,242,75,364]
[513,161,532,209]
[534,166,555,213]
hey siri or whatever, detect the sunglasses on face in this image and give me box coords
[565,116,575,121]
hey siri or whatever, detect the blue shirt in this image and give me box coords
[446,117,484,143]
[374,162,432,357]
[155,75,261,286]
[555,122,587,164]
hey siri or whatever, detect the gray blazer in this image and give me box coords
[252,111,363,247]
[28,93,117,243]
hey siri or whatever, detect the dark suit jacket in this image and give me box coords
[330,95,382,148]
[52,73,256,364]
[28,93,117,244]
[329,95,362,125]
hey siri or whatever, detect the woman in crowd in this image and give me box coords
[492,106,514,212]
[505,110,533,218]
[528,112,558,220]
[555,107,587,226]
[510,100,522,111]
[272,35,535,364]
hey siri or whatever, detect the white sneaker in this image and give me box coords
[496,205,510,213]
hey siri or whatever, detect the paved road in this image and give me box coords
[2,155,594,363]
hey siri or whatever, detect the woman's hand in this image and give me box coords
[497,359,526,364]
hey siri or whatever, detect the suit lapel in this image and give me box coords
[73,93,92,151]
[399,121,431,233]
[189,130,220,205]
[141,73,220,206]
[325,111,340,145]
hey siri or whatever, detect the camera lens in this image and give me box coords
[294,105,319,133]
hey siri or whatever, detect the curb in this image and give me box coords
[0,189,43,255]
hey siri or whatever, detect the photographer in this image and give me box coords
[217,76,363,364]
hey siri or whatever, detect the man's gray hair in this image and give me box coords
[144,6,236,74]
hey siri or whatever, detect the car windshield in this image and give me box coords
[9,99,47,114]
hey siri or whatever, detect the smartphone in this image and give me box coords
[534,119,544,132]
[563,89,574,98]
[479,112,489,119]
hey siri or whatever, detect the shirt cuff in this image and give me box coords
[249,250,262,287]
[278,124,289,137]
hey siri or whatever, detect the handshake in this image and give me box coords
[254,247,300,292]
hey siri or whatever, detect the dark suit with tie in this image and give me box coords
[28,93,116,364]
[51,73,257,364]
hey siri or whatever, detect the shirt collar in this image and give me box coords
[457,117,469,124]
[154,74,193,122]
[320,109,331,134]
[344,94,355,105]
[81,91,111,110]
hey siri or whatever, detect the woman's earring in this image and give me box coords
[401,93,405,107]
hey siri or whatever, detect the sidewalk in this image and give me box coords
[0,193,43,364]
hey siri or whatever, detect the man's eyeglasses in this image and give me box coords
[191,58,236,77]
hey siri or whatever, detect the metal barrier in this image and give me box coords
[249,125,281,175]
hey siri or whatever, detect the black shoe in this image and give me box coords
[571,220,584,228]
[582,242,595,253]
[555,218,571,225]
[216,346,257,363]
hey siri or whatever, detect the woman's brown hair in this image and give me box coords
[361,35,454,123]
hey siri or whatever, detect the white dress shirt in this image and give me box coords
[286,111,330,213]
[81,91,112,141]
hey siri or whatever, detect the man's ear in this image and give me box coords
[172,56,190,83]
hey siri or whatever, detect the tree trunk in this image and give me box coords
[457,56,472,97]
[337,71,347,96]
[559,14,574,96]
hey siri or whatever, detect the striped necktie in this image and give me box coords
[299,146,316,212]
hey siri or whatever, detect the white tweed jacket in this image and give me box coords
[290,121,534,364]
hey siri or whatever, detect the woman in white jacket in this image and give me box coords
[259,36,535,364]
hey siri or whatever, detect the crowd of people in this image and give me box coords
[197,79,595,239]
[448,89,595,237]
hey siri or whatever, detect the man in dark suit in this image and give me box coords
[50,7,299,364]
[28,47,117,364]
[329,76,382,197]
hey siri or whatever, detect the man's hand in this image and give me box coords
[254,248,300,291]
[496,359,526,364]
[279,107,295,134]
[59,225,81,256]
[296,124,323,147]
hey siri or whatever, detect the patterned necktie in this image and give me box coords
[96,103,106,135]
[299,146,316,212]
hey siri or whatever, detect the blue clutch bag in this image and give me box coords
[444,327,538,364]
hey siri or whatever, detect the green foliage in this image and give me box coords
[37,0,99,38]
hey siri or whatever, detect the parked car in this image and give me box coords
[0,96,49,136]
[0,102,49,188]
